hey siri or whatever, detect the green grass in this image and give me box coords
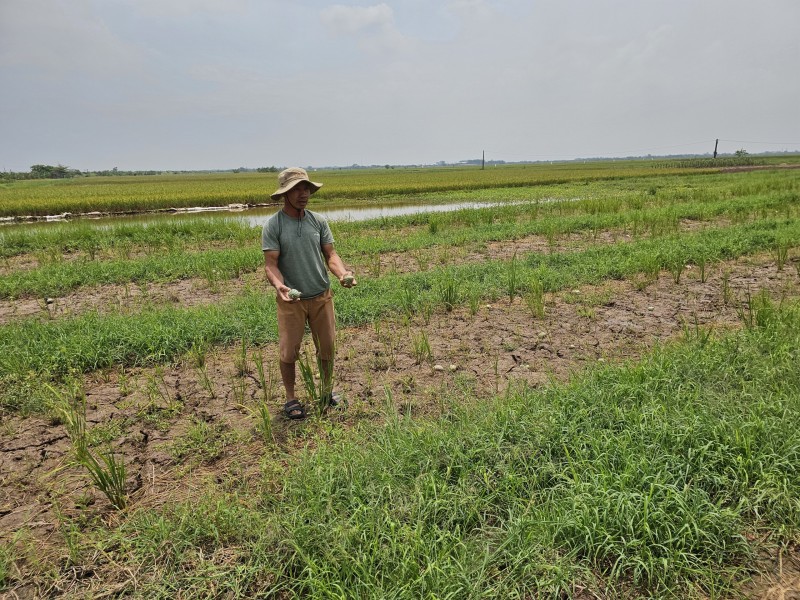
[1,172,797,299]
[2,216,798,414]
[83,297,800,597]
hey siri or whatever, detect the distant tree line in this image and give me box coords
[0,164,164,181]
[1,164,281,181]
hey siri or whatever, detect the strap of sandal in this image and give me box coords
[284,399,306,419]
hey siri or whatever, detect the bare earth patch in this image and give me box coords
[1,251,799,598]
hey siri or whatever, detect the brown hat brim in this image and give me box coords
[270,178,323,200]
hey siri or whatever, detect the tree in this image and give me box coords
[30,164,55,178]
[734,148,749,157]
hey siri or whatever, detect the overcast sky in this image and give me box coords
[1,0,799,172]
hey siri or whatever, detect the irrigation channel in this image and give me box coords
[1,198,537,230]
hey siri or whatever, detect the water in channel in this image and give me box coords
[3,199,525,231]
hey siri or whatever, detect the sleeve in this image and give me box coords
[319,217,334,246]
[261,216,280,251]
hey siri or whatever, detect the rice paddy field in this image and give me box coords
[1,159,800,598]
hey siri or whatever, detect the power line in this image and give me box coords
[719,138,800,146]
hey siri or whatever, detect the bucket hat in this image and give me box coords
[271,167,323,200]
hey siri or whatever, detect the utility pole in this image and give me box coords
[713,139,719,159]
[482,150,485,170]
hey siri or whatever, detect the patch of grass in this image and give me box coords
[0,540,12,591]
[267,298,800,597]
[47,382,128,510]
[411,330,433,364]
[523,277,545,318]
[166,419,236,468]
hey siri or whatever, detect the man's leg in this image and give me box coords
[277,296,307,408]
[280,360,297,400]
[308,290,337,400]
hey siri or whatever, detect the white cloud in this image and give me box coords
[319,3,415,56]
[320,3,395,35]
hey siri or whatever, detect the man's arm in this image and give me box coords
[264,250,295,302]
[321,243,357,288]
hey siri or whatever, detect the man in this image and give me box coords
[262,167,356,420]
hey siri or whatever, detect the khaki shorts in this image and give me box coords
[276,288,336,363]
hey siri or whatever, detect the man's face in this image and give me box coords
[284,181,312,211]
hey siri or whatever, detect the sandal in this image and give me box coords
[322,392,342,408]
[283,399,306,420]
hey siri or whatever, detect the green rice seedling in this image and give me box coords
[249,354,275,441]
[230,375,248,406]
[46,380,87,444]
[774,241,789,271]
[253,400,274,445]
[250,355,275,444]
[369,254,382,278]
[117,368,132,397]
[420,299,433,324]
[428,216,440,235]
[721,270,734,305]
[524,278,545,318]
[492,351,501,395]
[202,264,221,292]
[547,223,562,251]
[55,511,84,567]
[411,331,432,364]
[186,340,208,368]
[436,245,452,265]
[400,286,417,317]
[411,249,428,271]
[0,540,16,592]
[633,254,660,290]
[197,363,216,399]
[145,368,172,406]
[468,289,481,316]
[254,348,275,405]
[506,252,518,303]
[76,445,128,510]
[380,331,399,369]
[82,239,101,261]
[297,343,335,415]
[749,289,779,328]
[736,289,756,329]
[46,383,127,510]
[681,313,713,348]
[697,253,709,283]
[436,274,461,312]
[668,258,685,284]
[4,212,799,404]
[234,337,250,376]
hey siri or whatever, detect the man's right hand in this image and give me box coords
[277,284,295,302]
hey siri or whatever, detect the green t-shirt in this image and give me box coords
[261,209,335,299]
